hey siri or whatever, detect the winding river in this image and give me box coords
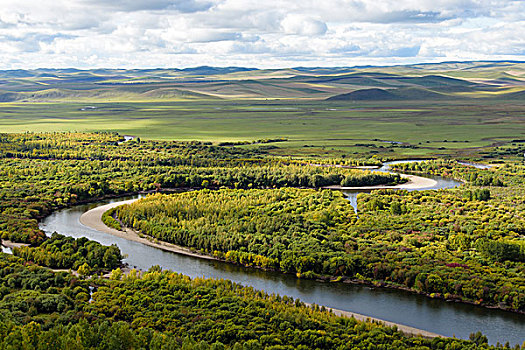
[38,161,525,346]
[344,160,461,214]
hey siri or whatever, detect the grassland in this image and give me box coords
[1,99,523,159]
[0,61,524,159]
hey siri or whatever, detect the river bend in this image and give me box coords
[38,161,524,345]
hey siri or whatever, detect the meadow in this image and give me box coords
[0,99,523,159]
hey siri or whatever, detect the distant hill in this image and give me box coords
[326,88,399,101]
[0,92,18,102]
[326,87,449,101]
[392,87,449,99]
[498,89,525,100]
[0,61,522,101]
[179,66,257,75]
[387,75,474,87]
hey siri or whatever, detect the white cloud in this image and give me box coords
[0,0,522,68]
[82,0,213,13]
[281,15,327,36]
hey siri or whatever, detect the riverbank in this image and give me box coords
[303,303,443,339]
[79,200,218,262]
[323,173,437,190]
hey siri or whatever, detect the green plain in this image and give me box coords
[1,99,523,158]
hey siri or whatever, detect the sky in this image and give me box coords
[0,0,524,69]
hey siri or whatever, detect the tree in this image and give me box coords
[110,268,123,281]
[390,201,402,215]
[77,263,91,277]
[469,331,488,345]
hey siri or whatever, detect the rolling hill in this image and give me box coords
[0,61,522,102]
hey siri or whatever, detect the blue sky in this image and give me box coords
[0,0,523,69]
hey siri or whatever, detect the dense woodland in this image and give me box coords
[12,233,122,271]
[0,133,398,245]
[114,185,525,312]
[0,132,524,348]
[0,254,514,349]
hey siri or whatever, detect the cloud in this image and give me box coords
[392,46,421,57]
[0,0,522,68]
[83,0,213,13]
[281,15,327,36]
[370,10,444,23]
[329,44,361,54]
[188,30,240,43]
[373,45,421,58]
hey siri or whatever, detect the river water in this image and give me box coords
[344,159,461,215]
[38,161,525,345]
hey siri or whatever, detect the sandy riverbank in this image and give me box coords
[303,302,443,339]
[1,240,29,249]
[323,173,437,191]
[79,199,217,261]
[80,197,444,339]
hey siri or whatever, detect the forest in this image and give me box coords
[0,254,510,349]
[0,133,398,245]
[12,233,122,271]
[113,184,525,312]
[0,132,524,348]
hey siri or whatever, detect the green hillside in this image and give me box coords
[0,61,523,102]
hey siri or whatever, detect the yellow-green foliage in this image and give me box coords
[0,254,492,349]
[117,189,356,271]
[0,132,394,244]
[116,185,525,312]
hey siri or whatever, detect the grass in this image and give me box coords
[1,98,524,158]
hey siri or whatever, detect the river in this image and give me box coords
[457,161,493,170]
[38,161,525,346]
[344,159,461,214]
